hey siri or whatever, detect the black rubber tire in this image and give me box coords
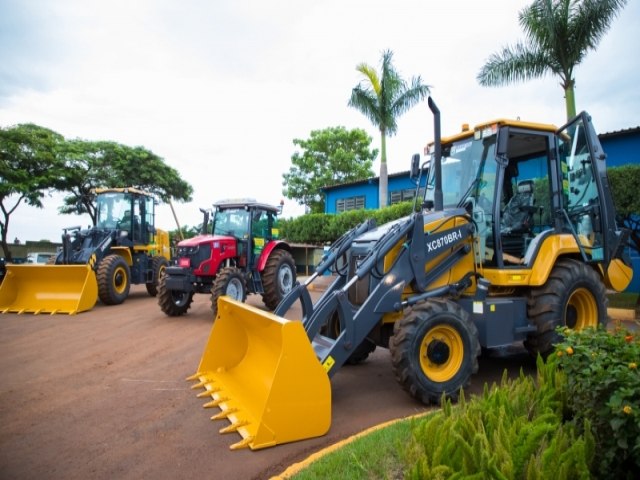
[211,267,247,317]
[321,311,376,365]
[145,256,169,297]
[97,255,131,305]
[157,271,194,317]
[261,249,296,310]
[389,299,480,405]
[524,258,607,357]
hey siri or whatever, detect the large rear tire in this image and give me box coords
[211,267,247,317]
[97,255,131,305]
[390,299,480,405]
[146,256,169,297]
[261,249,296,310]
[525,258,607,357]
[157,272,194,317]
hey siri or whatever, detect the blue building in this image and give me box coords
[321,126,640,293]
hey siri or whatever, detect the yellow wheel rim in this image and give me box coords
[419,325,464,382]
[113,266,128,294]
[566,287,598,330]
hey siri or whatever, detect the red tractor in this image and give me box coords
[158,199,296,317]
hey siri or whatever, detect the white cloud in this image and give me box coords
[1,0,638,243]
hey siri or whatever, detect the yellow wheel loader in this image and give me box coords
[0,187,170,314]
[189,98,633,450]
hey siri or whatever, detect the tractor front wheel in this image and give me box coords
[390,299,480,405]
[97,255,131,305]
[146,256,169,297]
[157,272,194,317]
[261,249,296,310]
[211,267,247,317]
[525,258,607,357]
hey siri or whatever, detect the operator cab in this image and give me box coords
[95,188,156,245]
[211,199,282,268]
[422,114,616,270]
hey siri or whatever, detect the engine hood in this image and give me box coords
[176,234,233,247]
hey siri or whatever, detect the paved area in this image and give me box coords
[1,278,632,480]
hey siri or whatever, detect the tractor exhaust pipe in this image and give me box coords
[428,97,443,212]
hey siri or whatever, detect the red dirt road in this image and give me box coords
[0,286,536,480]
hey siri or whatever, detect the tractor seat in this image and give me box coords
[501,180,536,234]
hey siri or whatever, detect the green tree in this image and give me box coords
[608,164,640,254]
[0,124,66,260]
[282,126,377,214]
[477,0,628,120]
[57,139,193,225]
[348,49,430,208]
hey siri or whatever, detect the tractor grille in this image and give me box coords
[177,244,212,269]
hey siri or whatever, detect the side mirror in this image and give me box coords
[410,153,420,180]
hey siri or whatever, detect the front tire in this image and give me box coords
[261,249,296,310]
[97,255,131,305]
[157,272,194,317]
[211,267,247,317]
[525,258,607,357]
[390,299,480,405]
[146,256,169,297]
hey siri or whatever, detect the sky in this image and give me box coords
[1,0,639,243]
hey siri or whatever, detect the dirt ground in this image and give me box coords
[0,285,538,480]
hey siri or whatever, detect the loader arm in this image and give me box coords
[304,211,474,376]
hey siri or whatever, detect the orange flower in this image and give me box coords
[630,363,638,370]
[565,346,574,355]
[625,335,634,343]
[556,351,564,357]
[623,405,632,415]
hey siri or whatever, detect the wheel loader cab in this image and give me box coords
[96,190,153,245]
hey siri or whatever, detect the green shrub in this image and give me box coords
[552,326,640,478]
[406,358,593,479]
[281,201,416,245]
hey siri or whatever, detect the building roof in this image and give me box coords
[598,126,640,140]
[321,170,413,192]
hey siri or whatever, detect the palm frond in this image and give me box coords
[477,42,549,86]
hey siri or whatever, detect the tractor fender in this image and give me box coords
[256,241,291,272]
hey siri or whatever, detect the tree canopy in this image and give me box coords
[0,123,66,260]
[57,139,193,224]
[0,123,193,258]
[477,0,628,120]
[349,49,430,208]
[282,126,377,214]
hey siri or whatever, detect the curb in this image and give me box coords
[269,411,432,480]
[608,307,638,322]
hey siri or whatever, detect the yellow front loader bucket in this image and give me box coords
[188,296,331,450]
[0,264,98,315]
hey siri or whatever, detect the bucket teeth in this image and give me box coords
[210,408,237,420]
[230,436,254,451]
[220,420,248,434]
[185,373,201,381]
[190,381,207,389]
[196,390,214,398]
[202,396,228,407]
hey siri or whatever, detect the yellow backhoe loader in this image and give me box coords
[189,98,633,450]
[0,187,170,314]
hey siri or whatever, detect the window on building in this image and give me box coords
[336,195,365,212]
[390,188,424,205]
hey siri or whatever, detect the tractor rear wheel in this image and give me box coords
[146,256,169,297]
[261,249,296,310]
[97,255,131,305]
[390,299,480,405]
[525,258,607,357]
[211,267,247,317]
[157,272,194,316]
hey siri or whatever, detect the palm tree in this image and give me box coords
[349,50,430,208]
[477,0,628,120]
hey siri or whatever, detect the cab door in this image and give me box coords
[556,112,620,266]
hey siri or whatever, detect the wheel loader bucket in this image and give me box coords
[0,264,98,315]
[188,296,331,450]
